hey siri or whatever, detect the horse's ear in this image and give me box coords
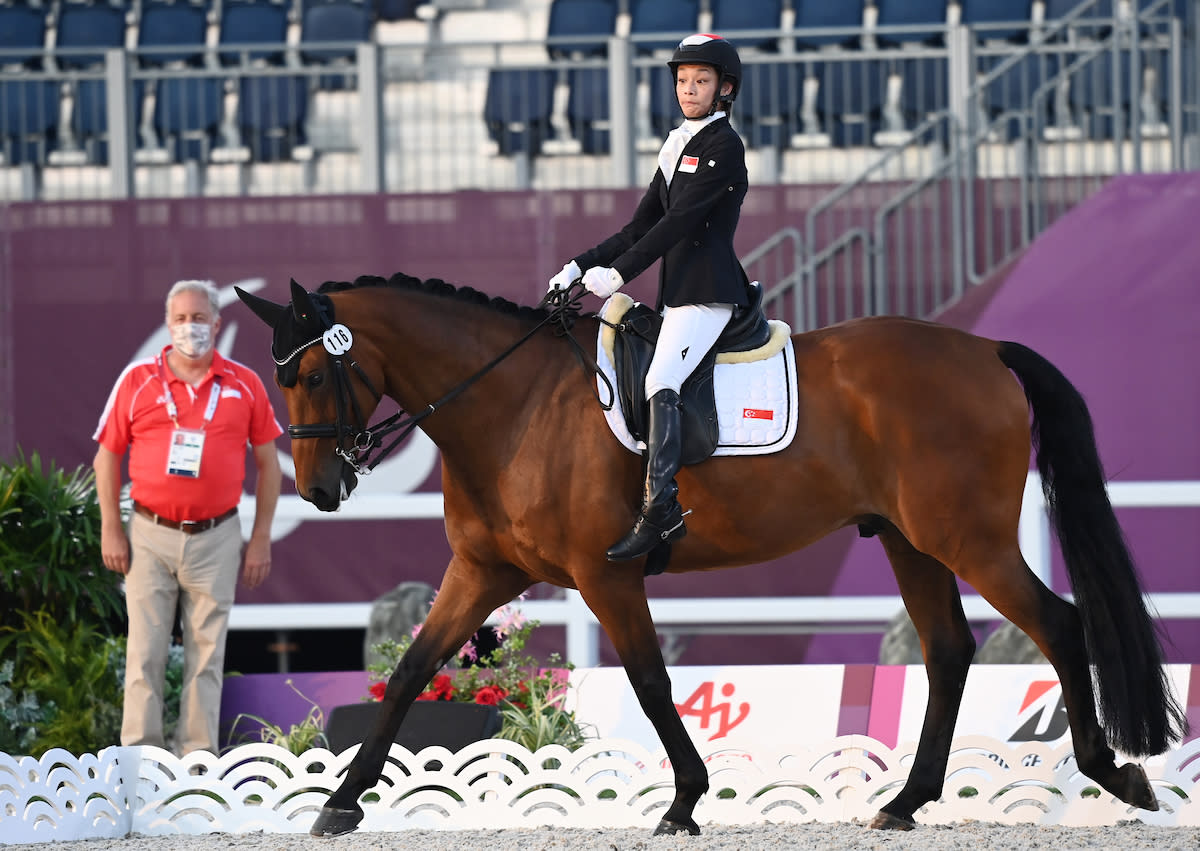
[234,286,286,328]
[290,278,319,324]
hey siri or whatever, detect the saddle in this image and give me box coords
[611,283,773,466]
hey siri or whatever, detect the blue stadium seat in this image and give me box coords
[959,0,1034,43]
[300,0,372,90]
[978,53,1057,140]
[1069,49,1170,139]
[1042,0,1115,40]
[483,67,556,157]
[0,3,50,69]
[56,1,129,164]
[815,59,886,146]
[628,0,699,55]
[565,66,609,154]
[375,0,422,21]
[55,1,128,70]
[0,79,59,165]
[895,55,948,126]
[238,74,309,160]
[737,61,804,148]
[155,75,224,161]
[137,0,209,68]
[874,0,948,46]
[710,0,784,52]
[219,0,289,67]
[546,0,618,59]
[647,64,678,138]
[792,0,865,49]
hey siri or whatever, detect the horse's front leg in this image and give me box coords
[578,572,708,836]
[311,559,531,837]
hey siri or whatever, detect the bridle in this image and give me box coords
[275,282,604,475]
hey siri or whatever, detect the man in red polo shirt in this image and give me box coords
[93,279,283,756]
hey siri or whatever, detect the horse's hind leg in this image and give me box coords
[576,573,708,836]
[954,545,1159,811]
[872,527,976,830]
[311,559,531,837]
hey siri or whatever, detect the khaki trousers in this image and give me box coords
[122,511,242,755]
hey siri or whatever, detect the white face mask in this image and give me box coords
[171,321,213,359]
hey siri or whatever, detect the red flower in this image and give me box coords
[368,681,387,702]
[424,673,455,701]
[472,685,507,706]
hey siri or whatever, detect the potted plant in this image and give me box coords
[326,600,591,755]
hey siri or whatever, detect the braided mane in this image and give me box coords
[317,272,549,320]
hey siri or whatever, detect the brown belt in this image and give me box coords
[133,501,238,535]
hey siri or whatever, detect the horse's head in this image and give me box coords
[236,279,384,511]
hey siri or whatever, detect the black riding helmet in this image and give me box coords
[667,33,742,115]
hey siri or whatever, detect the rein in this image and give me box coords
[282,282,607,474]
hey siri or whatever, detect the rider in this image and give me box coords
[547,33,753,562]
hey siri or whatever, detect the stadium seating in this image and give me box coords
[545,0,617,59]
[959,0,1034,43]
[300,0,373,89]
[628,0,699,54]
[55,1,129,70]
[483,66,556,156]
[238,74,309,161]
[137,0,209,68]
[737,61,803,149]
[0,2,50,69]
[56,0,130,165]
[565,66,609,154]
[219,0,289,67]
[155,75,225,162]
[816,59,886,146]
[376,0,423,21]
[0,79,60,165]
[0,2,55,165]
[709,0,783,52]
[874,0,949,46]
[792,0,865,49]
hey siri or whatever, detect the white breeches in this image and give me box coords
[644,302,734,399]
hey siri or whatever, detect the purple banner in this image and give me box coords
[2,176,1195,667]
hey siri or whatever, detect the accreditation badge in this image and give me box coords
[166,428,206,478]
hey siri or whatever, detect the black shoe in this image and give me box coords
[606,503,687,561]
[606,389,687,562]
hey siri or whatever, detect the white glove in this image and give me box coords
[547,260,581,292]
[582,266,624,298]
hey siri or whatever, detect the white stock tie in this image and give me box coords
[658,126,691,188]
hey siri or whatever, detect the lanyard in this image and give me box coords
[158,354,222,430]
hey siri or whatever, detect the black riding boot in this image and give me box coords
[606,389,687,562]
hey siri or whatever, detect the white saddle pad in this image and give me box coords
[595,294,799,458]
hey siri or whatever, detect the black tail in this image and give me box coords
[998,341,1186,757]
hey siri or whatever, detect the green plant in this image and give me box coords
[367,601,592,751]
[0,660,54,756]
[0,449,125,638]
[224,679,329,756]
[0,611,125,756]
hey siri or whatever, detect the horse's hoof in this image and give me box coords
[869,810,916,831]
[310,806,364,837]
[653,817,701,836]
[1118,763,1159,811]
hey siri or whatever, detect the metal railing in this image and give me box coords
[228,474,1200,667]
[1,2,1195,323]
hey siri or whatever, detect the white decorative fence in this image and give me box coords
[3,735,1200,843]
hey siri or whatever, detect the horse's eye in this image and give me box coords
[305,372,324,390]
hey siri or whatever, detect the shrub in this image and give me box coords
[0,449,125,638]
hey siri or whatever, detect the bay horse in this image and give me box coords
[236,274,1184,837]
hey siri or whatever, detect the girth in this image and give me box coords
[612,284,772,466]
